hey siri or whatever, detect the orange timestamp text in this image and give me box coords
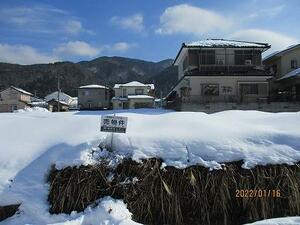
[236,189,281,198]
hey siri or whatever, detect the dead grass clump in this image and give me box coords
[0,204,20,222]
[48,159,300,225]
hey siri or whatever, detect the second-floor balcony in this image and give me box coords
[184,64,267,76]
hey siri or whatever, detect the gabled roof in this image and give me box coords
[114,81,155,90]
[277,68,300,81]
[45,91,74,104]
[79,84,109,89]
[263,44,300,61]
[174,39,270,66]
[11,86,33,96]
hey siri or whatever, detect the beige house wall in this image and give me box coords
[172,75,269,102]
[280,47,300,77]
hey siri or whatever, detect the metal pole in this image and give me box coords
[110,113,116,150]
[160,91,163,108]
[57,74,60,112]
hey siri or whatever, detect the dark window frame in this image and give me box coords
[135,89,144,95]
[201,83,219,96]
[291,60,298,69]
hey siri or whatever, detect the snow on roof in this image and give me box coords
[111,97,128,101]
[11,86,33,96]
[186,39,270,48]
[47,99,70,106]
[127,95,154,99]
[263,44,300,61]
[114,81,155,90]
[79,84,109,89]
[277,68,300,81]
[45,91,74,105]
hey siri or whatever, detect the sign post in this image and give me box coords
[100,114,128,150]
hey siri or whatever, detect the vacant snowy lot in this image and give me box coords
[0,109,300,224]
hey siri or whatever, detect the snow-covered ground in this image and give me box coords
[246,216,300,225]
[0,108,300,224]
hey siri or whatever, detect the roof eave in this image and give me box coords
[172,43,186,66]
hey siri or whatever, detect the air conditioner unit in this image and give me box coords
[245,59,252,65]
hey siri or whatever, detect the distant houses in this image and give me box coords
[45,91,78,112]
[0,86,33,112]
[78,84,112,110]
[1,38,300,113]
[112,81,155,109]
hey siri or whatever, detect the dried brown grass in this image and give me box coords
[48,159,300,225]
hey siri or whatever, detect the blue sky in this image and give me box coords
[0,0,299,64]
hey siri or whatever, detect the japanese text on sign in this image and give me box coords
[101,115,128,133]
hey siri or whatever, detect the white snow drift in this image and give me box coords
[0,109,300,224]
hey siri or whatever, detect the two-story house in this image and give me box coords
[78,84,112,110]
[166,39,271,110]
[112,81,155,109]
[0,86,33,112]
[263,44,300,101]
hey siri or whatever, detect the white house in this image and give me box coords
[166,39,271,110]
[112,81,155,109]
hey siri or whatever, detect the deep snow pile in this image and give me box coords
[246,216,300,225]
[0,109,300,224]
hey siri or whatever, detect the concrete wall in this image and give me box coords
[78,88,111,109]
[180,102,300,113]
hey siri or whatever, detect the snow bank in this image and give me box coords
[0,109,300,224]
[245,216,300,225]
[2,197,141,225]
[14,106,49,113]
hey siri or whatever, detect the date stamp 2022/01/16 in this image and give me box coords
[236,189,281,198]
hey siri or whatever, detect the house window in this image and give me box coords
[11,105,17,111]
[291,60,298,69]
[235,50,260,65]
[84,90,90,96]
[200,50,215,65]
[201,84,219,96]
[135,89,144,95]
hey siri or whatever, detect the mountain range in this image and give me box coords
[0,56,178,98]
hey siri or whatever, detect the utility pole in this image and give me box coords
[57,74,60,112]
[160,90,163,108]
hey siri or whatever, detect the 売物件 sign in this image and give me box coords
[101,115,128,133]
